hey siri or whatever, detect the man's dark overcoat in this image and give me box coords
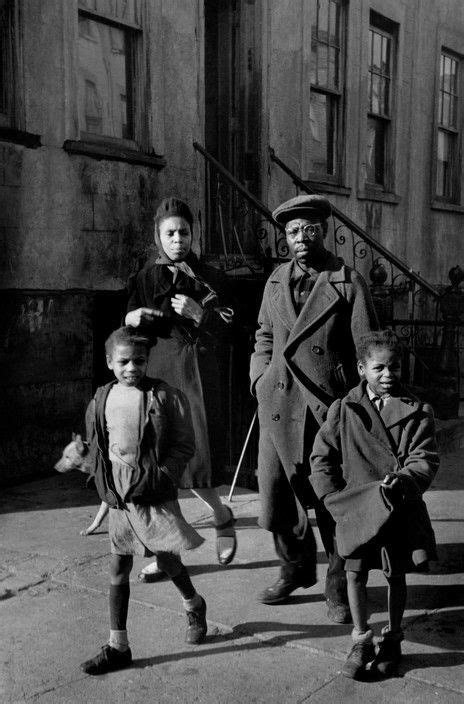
[250,254,378,530]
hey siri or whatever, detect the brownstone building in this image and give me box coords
[1,0,464,484]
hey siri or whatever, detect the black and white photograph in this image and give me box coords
[1,1,463,702]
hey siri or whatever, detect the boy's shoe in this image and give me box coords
[185,596,207,644]
[372,630,403,676]
[341,630,375,680]
[80,644,132,675]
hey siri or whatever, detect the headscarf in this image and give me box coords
[154,197,233,323]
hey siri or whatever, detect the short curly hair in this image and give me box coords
[105,326,153,356]
[356,329,403,363]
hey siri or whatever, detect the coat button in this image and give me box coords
[276,381,285,390]
[312,345,324,355]
[272,413,280,421]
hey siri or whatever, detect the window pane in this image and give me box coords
[370,73,381,114]
[382,35,390,75]
[317,43,328,86]
[382,76,390,115]
[329,0,340,46]
[309,90,337,175]
[365,116,386,185]
[0,0,12,118]
[436,129,456,199]
[443,55,451,93]
[329,47,339,88]
[318,0,329,38]
[442,92,451,127]
[78,15,132,139]
[372,31,382,70]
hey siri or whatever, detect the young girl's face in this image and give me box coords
[357,347,402,397]
[106,343,148,387]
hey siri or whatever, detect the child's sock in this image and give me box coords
[109,629,130,652]
[182,592,203,612]
[109,583,130,630]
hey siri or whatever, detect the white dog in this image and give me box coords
[55,433,90,474]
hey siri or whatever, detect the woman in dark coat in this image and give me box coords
[125,197,237,577]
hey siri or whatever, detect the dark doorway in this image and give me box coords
[204,0,262,255]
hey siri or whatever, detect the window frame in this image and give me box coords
[363,12,398,195]
[306,0,347,187]
[77,6,140,148]
[433,49,462,205]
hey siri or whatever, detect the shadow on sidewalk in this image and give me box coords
[127,616,464,677]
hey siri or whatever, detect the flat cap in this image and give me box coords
[272,194,332,224]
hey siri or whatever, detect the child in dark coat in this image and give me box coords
[310,330,439,680]
[80,326,207,676]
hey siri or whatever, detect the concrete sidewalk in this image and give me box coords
[1,450,463,703]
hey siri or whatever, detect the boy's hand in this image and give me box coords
[125,307,164,327]
[381,474,404,504]
[171,294,203,324]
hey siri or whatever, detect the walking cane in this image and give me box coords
[228,410,258,502]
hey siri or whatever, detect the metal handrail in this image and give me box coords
[269,147,439,298]
[194,141,284,232]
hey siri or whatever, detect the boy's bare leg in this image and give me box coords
[347,570,369,632]
[80,501,109,535]
[191,487,237,565]
[373,572,406,676]
[342,570,374,680]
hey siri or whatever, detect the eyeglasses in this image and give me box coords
[285,224,322,238]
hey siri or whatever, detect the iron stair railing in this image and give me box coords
[194,141,461,416]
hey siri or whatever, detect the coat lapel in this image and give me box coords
[346,384,398,457]
[268,261,297,332]
[285,262,346,353]
[380,395,420,450]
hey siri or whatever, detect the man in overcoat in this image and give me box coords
[250,194,378,621]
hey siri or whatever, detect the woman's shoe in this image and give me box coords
[215,506,237,566]
[137,559,167,583]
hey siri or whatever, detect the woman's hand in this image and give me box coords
[125,307,164,327]
[171,294,203,324]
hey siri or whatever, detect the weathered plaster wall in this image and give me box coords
[1,0,204,484]
[264,0,464,287]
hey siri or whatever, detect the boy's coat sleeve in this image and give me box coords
[398,403,439,497]
[309,399,345,500]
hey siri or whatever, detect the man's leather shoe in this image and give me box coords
[326,599,352,624]
[259,574,316,605]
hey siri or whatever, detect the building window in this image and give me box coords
[0,0,14,127]
[435,51,460,202]
[309,0,345,181]
[78,1,140,142]
[365,15,396,190]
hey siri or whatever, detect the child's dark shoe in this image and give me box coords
[185,596,207,644]
[341,629,375,680]
[373,628,403,676]
[80,644,132,675]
